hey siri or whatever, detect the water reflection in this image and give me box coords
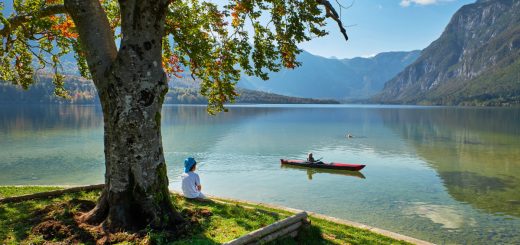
[439,171,520,217]
[1,104,520,244]
[380,107,520,218]
[404,202,473,229]
[0,105,102,133]
[280,164,366,180]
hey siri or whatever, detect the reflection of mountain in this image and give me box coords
[380,108,520,217]
[161,105,291,152]
[0,105,102,134]
[0,105,105,185]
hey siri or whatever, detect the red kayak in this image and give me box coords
[280,159,365,171]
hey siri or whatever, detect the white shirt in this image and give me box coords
[181,171,201,198]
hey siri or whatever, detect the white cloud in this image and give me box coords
[400,0,439,7]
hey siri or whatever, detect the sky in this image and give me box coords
[2,0,476,59]
[300,0,475,58]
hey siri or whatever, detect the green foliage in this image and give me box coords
[421,59,520,106]
[164,0,329,113]
[0,0,79,99]
[1,0,339,114]
[0,75,339,104]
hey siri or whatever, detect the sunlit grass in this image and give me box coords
[0,186,64,198]
[0,186,411,244]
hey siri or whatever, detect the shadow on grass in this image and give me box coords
[2,191,280,244]
[0,192,99,244]
[0,199,42,242]
[266,224,327,245]
[2,190,407,245]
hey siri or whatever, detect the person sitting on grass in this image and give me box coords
[181,157,206,199]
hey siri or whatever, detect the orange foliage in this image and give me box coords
[163,55,184,78]
[109,17,121,30]
[281,51,296,69]
[231,1,249,27]
[51,16,79,39]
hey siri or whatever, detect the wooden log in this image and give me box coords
[251,221,303,245]
[0,184,104,204]
[224,211,308,245]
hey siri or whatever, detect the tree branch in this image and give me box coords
[316,0,349,42]
[0,4,67,37]
[64,0,117,85]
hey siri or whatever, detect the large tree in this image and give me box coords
[0,0,347,231]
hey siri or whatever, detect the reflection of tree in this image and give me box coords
[380,107,520,217]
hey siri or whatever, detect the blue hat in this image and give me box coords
[184,157,197,173]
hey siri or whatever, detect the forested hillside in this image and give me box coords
[0,75,338,105]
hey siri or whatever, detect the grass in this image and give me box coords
[214,200,411,245]
[0,186,64,198]
[0,186,412,244]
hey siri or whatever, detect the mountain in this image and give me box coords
[375,0,520,106]
[0,75,338,105]
[0,74,98,104]
[238,50,420,101]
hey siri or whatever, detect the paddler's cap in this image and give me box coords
[184,157,197,173]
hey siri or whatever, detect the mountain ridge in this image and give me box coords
[238,50,421,101]
[0,74,339,105]
[374,0,520,106]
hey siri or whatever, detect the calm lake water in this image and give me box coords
[1,104,519,244]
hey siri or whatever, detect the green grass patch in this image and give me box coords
[0,186,411,244]
[0,186,63,198]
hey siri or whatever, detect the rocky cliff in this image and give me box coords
[375,0,520,106]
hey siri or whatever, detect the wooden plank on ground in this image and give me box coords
[224,211,308,245]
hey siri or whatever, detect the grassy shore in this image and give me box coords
[0,186,411,244]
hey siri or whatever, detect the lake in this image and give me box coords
[0,104,519,244]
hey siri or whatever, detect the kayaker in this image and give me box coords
[307,152,315,163]
[181,157,206,199]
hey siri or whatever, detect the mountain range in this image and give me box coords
[238,50,420,101]
[374,0,520,106]
[2,0,519,106]
[0,74,338,105]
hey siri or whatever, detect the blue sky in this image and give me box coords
[2,0,475,59]
[301,0,475,58]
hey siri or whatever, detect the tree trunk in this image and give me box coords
[81,53,183,230]
[69,0,183,231]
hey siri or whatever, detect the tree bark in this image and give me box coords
[65,0,183,231]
